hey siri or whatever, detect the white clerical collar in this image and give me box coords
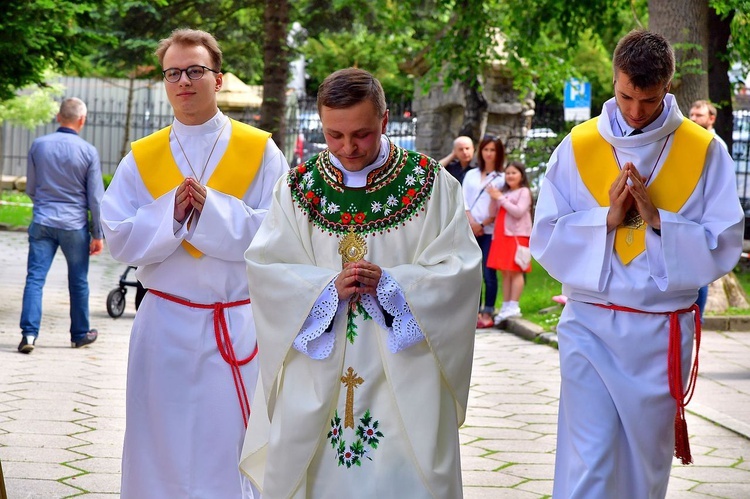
[172,111,227,136]
[600,94,682,148]
[329,136,390,188]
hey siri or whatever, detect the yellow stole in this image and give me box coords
[571,117,712,265]
[131,119,271,258]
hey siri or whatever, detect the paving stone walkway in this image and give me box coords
[0,230,749,498]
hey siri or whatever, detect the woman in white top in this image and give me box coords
[462,136,506,328]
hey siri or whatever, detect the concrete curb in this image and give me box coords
[497,317,558,347]
[688,402,750,441]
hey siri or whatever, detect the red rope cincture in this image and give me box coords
[148,289,258,428]
[595,302,701,465]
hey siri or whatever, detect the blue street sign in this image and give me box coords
[564,79,591,122]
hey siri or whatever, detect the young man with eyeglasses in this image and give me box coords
[530,30,743,498]
[101,28,287,498]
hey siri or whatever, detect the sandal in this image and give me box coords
[476,316,495,329]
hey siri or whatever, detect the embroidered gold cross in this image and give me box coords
[341,367,364,429]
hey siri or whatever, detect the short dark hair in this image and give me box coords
[317,68,387,117]
[477,136,506,174]
[155,28,222,71]
[613,30,674,90]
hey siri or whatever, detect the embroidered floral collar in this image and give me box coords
[289,143,438,235]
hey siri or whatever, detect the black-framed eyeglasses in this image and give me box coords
[162,65,220,83]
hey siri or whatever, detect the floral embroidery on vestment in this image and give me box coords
[327,409,384,468]
[345,295,372,344]
[288,143,438,236]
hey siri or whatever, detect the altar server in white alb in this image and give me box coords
[530,29,743,498]
[100,28,287,498]
[240,68,482,498]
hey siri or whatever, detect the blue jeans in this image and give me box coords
[476,234,498,315]
[20,223,91,341]
[696,285,708,324]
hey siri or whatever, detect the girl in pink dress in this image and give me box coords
[486,161,533,323]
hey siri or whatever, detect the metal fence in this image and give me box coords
[2,95,416,177]
[2,99,178,177]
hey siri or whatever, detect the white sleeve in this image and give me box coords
[292,270,425,359]
[364,270,425,353]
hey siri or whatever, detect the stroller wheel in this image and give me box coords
[107,288,127,318]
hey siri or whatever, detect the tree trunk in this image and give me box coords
[121,76,135,161]
[706,273,750,313]
[457,75,488,142]
[707,7,735,150]
[259,0,290,152]
[648,0,709,112]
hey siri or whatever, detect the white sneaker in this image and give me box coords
[494,306,522,324]
[493,304,509,325]
[505,305,522,319]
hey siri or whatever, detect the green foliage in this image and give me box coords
[568,34,618,112]
[88,0,266,84]
[507,132,566,171]
[507,258,564,331]
[0,74,64,128]
[0,0,107,101]
[303,26,415,101]
[295,0,649,110]
[673,42,707,80]
[296,0,434,99]
[712,0,750,91]
[0,191,32,228]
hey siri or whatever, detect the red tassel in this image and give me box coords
[596,303,701,466]
[674,410,692,465]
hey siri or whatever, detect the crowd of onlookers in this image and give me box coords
[439,134,534,328]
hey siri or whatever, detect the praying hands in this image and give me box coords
[174,177,207,223]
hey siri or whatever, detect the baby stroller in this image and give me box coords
[106,265,147,318]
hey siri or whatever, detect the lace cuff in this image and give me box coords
[362,271,424,353]
[293,280,344,360]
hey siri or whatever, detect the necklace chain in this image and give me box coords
[173,119,229,183]
[612,133,671,187]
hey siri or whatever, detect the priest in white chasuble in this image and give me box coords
[241,67,482,498]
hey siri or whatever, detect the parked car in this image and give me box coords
[386,117,417,150]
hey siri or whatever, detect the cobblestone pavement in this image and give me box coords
[0,229,749,498]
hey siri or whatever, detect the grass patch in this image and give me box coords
[515,261,564,331]
[734,264,750,293]
[0,190,32,228]
[501,259,750,331]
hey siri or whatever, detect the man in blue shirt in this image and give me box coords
[19,97,104,353]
